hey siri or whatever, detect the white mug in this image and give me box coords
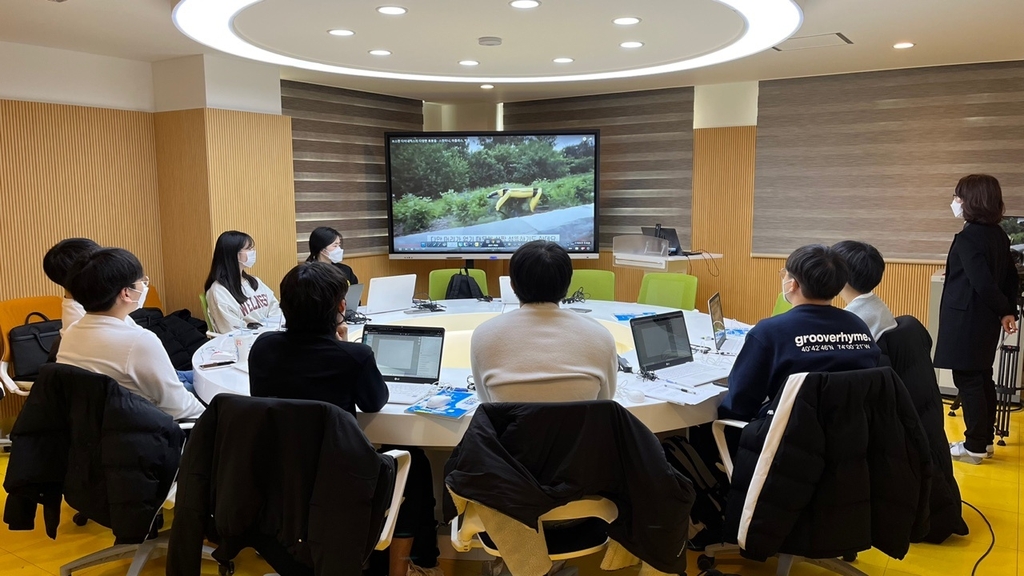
[234,331,257,364]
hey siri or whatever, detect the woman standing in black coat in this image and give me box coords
[935,174,1019,464]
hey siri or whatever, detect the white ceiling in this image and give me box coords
[1,0,1022,104]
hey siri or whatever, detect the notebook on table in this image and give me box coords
[362,324,445,404]
[630,310,731,388]
[708,292,743,354]
[365,274,416,314]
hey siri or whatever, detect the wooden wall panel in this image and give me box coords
[0,100,166,302]
[753,61,1024,261]
[504,88,694,248]
[154,109,213,313]
[282,81,423,258]
[205,109,298,298]
[692,126,939,326]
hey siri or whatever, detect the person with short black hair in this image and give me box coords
[204,230,281,333]
[57,248,204,420]
[249,263,440,576]
[936,174,1019,464]
[306,226,359,287]
[43,237,131,335]
[470,240,617,402]
[832,240,898,339]
[719,244,881,421]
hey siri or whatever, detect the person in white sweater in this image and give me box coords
[44,237,137,335]
[471,241,617,402]
[57,248,204,420]
[833,240,898,340]
[204,230,281,334]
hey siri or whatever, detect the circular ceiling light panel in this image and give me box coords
[893,42,915,49]
[613,17,641,25]
[369,49,392,56]
[376,6,407,15]
[553,57,574,63]
[327,29,354,36]
[173,0,802,84]
[509,0,540,8]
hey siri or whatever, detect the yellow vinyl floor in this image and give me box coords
[0,405,1021,576]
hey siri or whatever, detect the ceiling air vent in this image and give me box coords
[773,32,852,51]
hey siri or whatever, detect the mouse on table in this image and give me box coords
[425,395,449,409]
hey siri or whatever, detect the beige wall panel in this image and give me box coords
[692,126,938,326]
[205,108,298,297]
[154,109,213,313]
[0,99,165,302]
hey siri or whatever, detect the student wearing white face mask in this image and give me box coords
[306,226,359,287]
[204,230,282,334]
[57,248,204,420]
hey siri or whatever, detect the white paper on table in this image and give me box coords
[641,381,726,406]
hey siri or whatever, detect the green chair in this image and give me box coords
[199,292,217,336]
[637,273,698,310]
[772,293,793,316]
[568,269,616,301]
[428,268,489,301]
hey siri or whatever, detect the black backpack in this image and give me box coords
[663,434,730,549]
[445,268,486,300]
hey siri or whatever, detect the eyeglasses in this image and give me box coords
[778,268,788,280]
[139,275,150,288]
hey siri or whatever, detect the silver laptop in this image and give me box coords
[708,292,742,353]
[630,311,731,387]
[499,275,519,304]
[365,274,416,314]
[362,324,445,404]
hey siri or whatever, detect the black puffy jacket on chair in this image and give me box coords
[878,316,968,543]
[167,395,396,576]
[444,401,695,575]
[2,363,184,543]
[724,368,932,562]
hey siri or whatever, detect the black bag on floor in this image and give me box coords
[663,434,729,549]
[9,312,62,381]
[445,267,486,300]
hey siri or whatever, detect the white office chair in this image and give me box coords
[451,494,618,574]
[699,419,869,576]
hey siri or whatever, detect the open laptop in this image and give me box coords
[365,274,416,314]
[343,283,364,322]
[641,226,683,256]
[499,275,519,305]
[362,324,445,404]
[708,292,743,354]
[630,311,731,387]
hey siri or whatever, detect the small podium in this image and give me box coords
[611,235,722,274]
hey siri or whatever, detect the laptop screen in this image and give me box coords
[630,311,693,372]
[346,283,364,309]
[708,292,727,350]
[362,325,445,384]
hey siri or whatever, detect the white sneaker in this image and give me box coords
[950,442,985,464]
[986,444,995,459]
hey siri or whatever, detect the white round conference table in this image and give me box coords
[192,299,746,447]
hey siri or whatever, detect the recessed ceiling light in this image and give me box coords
[553,57,574,64]
[459,60,480,66]
[173,0,803,84]
[377,6,406,15]
[369,49,392,56]
[620,41,644,49]
[327,29,354,37]
[613,17,641,26]
[509,0,540,8]
[893,42,915,49]
[481,84,495,89]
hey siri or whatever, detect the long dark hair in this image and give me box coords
[955,174,1004,226]
[205,230,258,304]
[306,226,342,263]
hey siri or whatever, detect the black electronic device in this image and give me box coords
[641,225,683,256]
[385,130,600,258]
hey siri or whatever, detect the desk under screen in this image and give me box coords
[192,299,745,447]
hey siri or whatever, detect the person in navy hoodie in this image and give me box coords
[719,244,882,421]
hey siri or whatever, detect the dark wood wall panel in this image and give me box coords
[754,61,1024,261]
[503,87,694,248]
[281,81,423,257]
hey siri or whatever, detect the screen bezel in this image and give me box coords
[629,310,694,372]
[384,129,601,259]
